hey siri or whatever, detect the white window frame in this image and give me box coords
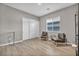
[46,16,60,32]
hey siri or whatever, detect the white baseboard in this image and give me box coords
[0,40,24,47]
[0,37,39,47]
[0,39,77,48]
[71,43,77,48]
[66,42,77,48]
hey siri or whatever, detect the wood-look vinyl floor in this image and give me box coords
[0,38,76,56]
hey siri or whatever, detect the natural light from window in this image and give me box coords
[46,16,60,32]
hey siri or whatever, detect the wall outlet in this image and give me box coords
[72,44,77,47]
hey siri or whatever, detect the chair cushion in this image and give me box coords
[51,34,58,40]
[58,33,65,39]
[42,32,47,36]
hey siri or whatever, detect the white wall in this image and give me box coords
[0,3,39,45]
[39,4,78,44]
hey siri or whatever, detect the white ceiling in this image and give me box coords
[4,3,75,17]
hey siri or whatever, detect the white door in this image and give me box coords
[30,20,39,38]
[33,20,39,37]
[30,21,35,38]
[23,19,30,40]
[23,18,39,40]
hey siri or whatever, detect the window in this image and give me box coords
[46,16,60,32]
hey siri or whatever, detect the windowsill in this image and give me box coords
[47,31,60,33]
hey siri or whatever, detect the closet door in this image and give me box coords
[23,18,39,40]
[30,20,39,39]
[34,20,39,37]
[30,20,36,39]
[30,21,35,39]
[23,19,30,40]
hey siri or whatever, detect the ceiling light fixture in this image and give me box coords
[46,8,50,11]
[37,3,42,6]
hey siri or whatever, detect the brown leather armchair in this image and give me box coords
[52,33,67,46]
[41,32,48,41]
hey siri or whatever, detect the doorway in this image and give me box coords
[22,17,39,40]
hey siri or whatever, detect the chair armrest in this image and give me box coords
[54,39,65,42]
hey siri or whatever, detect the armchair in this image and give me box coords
[51,33,67,46]
[41,32,48,41]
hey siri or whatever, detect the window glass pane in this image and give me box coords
[53,21,60,24]
[46,16,60,32]
[53,26,60,31]
[47,27,53,31]
[47,22,53,25]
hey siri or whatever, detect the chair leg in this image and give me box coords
[55,42,58,47]
[65,42,67,46]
